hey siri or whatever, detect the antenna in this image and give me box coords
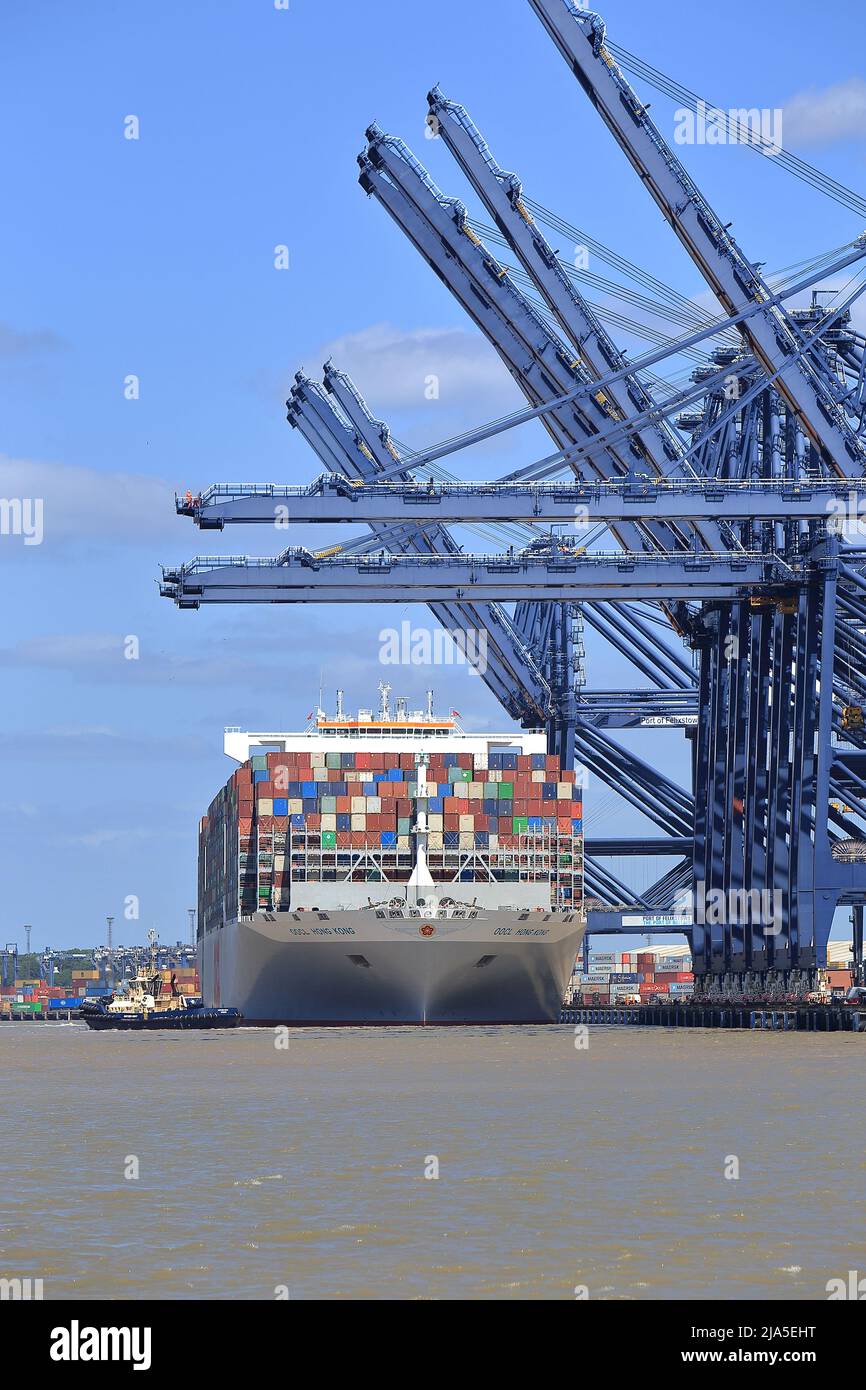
[427,689,434,720]
[336,688,344,720]
[378,681,391,721]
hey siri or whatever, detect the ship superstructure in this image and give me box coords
[198,687,584,1023]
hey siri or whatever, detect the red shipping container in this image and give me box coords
[256,781,274,799]
[350,832,366,847]
[258,817,274,831]
[545,755,558,771]
[336,796,350,813]
[517,754,531,771]
[399,752,414,770]
[514,799,529,816]
[571,801,583,817]
[561,768,575,784]
[355,753,370,770]
[445,814,459,831]
[557,817,572,832]
[307,813,321,830]
[474,815,488,832]
[384,752,399,769]
[457,752,473,769]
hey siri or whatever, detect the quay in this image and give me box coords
[560,1003,866,1031]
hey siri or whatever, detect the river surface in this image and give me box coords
[1,1022,862,1300]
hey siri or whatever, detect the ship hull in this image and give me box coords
[79,1005,241,1031]
[199,909,584,1024]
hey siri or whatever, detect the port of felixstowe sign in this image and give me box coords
[621,913,694,929]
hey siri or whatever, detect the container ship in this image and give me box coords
[197,687,585,1024]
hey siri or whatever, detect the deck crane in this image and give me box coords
[529,0,866,479]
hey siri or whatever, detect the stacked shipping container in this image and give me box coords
[199,748,583,932]
[567,947,696,1004]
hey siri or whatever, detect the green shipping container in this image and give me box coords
[499,783,514,799]
[321,831,337,849]
[513,816,528,833]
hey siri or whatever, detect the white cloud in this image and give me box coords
[783,78,866,147]
[311,322,522,415]
[0,455,175,544]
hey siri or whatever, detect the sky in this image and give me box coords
[2,0,865,952]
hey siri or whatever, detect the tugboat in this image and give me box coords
[80,932,242,1031]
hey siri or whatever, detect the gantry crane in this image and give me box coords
[162,2,866,999]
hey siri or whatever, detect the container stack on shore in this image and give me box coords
[0,965,201,1018]
[199,749,584,929]
[566,946,695,1005]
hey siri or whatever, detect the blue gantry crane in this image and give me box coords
[162,2,866,1000]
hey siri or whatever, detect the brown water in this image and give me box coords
[1,1021,863,1300]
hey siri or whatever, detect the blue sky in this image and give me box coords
[2,0,865,950]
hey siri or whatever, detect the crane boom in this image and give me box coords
[529,0,866,477]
